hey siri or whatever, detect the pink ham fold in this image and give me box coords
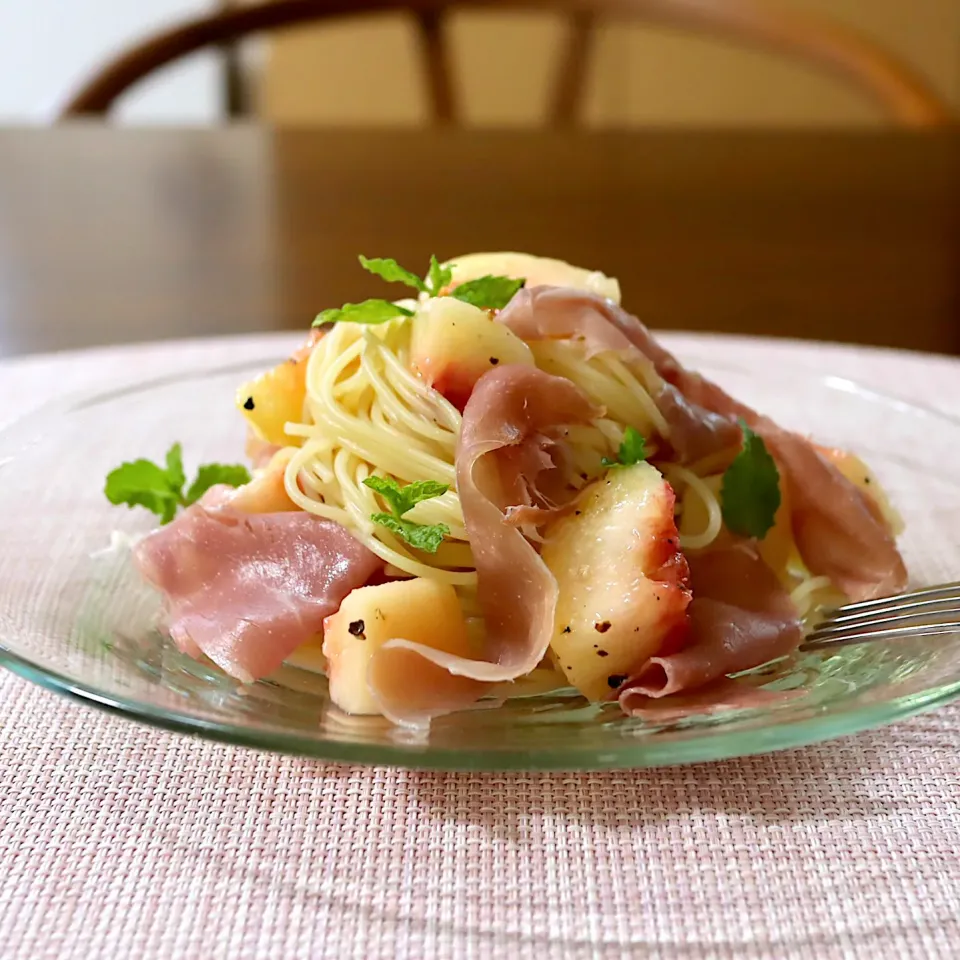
[498,286,906,601]
[134,503,380,682]
[618,543,801,712]
[498,286,742,463]
[656,367,907,600]
[367,365,602,726]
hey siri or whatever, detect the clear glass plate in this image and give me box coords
[0,350,958,770]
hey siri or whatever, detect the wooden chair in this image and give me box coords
[60,0,953,126]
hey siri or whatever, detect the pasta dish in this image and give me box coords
[106,252,906,727]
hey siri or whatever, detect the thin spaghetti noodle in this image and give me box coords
[273,291,843,638]
[280,315,743,584]
[283,321,476,585]
[790,575,844,624]
[661,464,724,551]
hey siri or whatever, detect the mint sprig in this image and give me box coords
[601,426,648,469]
[184,463,253,505]
[449,275,525,311]
[720,421,781,540]
[427,255,453,296]
[371,514,448,554]
[363,476,450,553]
[313,255,524,327]
[105,443,251,524]
[359,256,427,293]
[315,299,414,326]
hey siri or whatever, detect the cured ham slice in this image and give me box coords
[498,286,906,601]
[618,543,801,711]
[498,286,742,462]
[134,504,380,682]
[758,429,906,600]
[659,368,906,599]
[367,365,602,726]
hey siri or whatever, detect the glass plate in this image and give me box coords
[0,350,958,770]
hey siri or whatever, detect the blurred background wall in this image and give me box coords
[2,1,958,125]
[261,1,960,126]
[0,1,220,123]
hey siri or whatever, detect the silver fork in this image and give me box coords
[800,581,960,650]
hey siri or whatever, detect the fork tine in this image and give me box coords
[807,607,960,641]
[818,582,960,623]
[799,581,960,651]
[819,593,960,628]
[801,619,960,650]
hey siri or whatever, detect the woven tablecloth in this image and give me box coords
[1,333,959,960]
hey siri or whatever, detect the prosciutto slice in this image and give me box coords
[498,286,906,601]
[756,428,906,601]
[618,543,801,712]
[498,286,742,462]
[367,365,602,726]
[653,367,907,599]
[135,504,380,682]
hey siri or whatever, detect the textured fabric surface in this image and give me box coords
[1,333,959,960]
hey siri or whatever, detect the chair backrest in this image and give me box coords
[59,0,953,126]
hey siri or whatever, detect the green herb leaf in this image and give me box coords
[105,444,251,524]
[164,442,186,493]
[426,255,453,296]
[184,463,252,506]
[312,259,519,328]
[371,513,450,554]
[358,255,426,293]
[104,459,181,524]
[363,476,449,517]
[363,475,406,516]
[601,426,648,469]
[363,475,450,552]
[720,421,781,540]
[157,496,179,525]
[450,275,525,311]
[314,299,415,327]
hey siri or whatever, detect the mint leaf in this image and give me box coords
[165,442,186,493]
[157,496,179,525]
[314,300,415,327]
[371,513,449,554]
[313,259,519,330]
[363,476,450,552]
[106,445,251,524]
[720,421,781,540]
[363,476,449,517]
[185,463,252,506]
[601,426,648,469]
[619,427,647,466]
[394,479,449,515]
[451,276,525,310]
[358,255,426,293]
[363,475,406,516]
[104,458,181,524]
[426,255,453,296]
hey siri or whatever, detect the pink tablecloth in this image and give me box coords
[1,333,959,960]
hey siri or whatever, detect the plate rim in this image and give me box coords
[1,350,959,770]
[3,645,960,770]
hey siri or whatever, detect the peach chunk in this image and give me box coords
[410,296,533,409]
[815,445,903,534]
[541,463,692,700]
[444,252,621,303]
[236,329,323,446]
[322,578,474,716]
